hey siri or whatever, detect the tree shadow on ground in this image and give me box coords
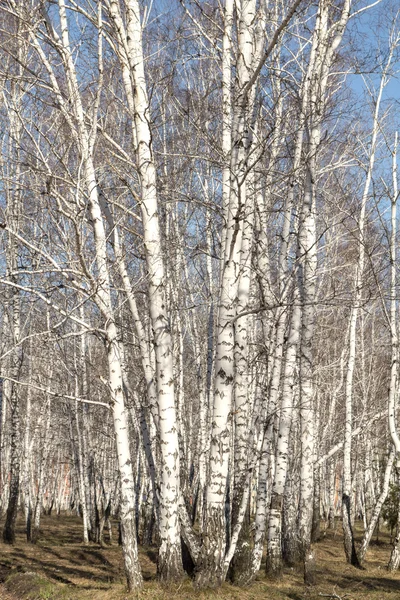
[2,547,120,589]
[328,574,400,592]
[0,563,12,583]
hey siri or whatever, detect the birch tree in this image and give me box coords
[0,0,143,589]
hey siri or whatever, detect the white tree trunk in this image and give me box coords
[267,293,301,576]
[107,1,183,578]
[359,447,395,564]
[342,47,389,566]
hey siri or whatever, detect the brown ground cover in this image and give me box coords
[0,515,399,599]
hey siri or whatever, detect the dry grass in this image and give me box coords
[0,515,399,599]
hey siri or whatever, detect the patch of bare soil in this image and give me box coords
[0,584,16,600]
[0,515,399,599]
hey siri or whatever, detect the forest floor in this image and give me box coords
[0,515,399,600]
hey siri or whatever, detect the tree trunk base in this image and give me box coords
[194,545,224,589]
[303,547,316,586]
[30,526,40,545]
[157,540,184,582]
[120,517,143,590]
[266,553,283,579]
[3,494,18,545]
[342,494,361,568]
[230,518,253,586]
[282,532,302,567]
[2,525,15,545]
[388,539,400,571]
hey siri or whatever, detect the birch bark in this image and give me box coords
[22,357,33,542]
[2,38,24,543]
[106,1,183,578]
[295,2,351,578]
[342,47,391,566]
[31,395,51,543]
[385,131,400,572]
[195,0,259,585]
[359,447,395,564]
[267,293,301,576]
